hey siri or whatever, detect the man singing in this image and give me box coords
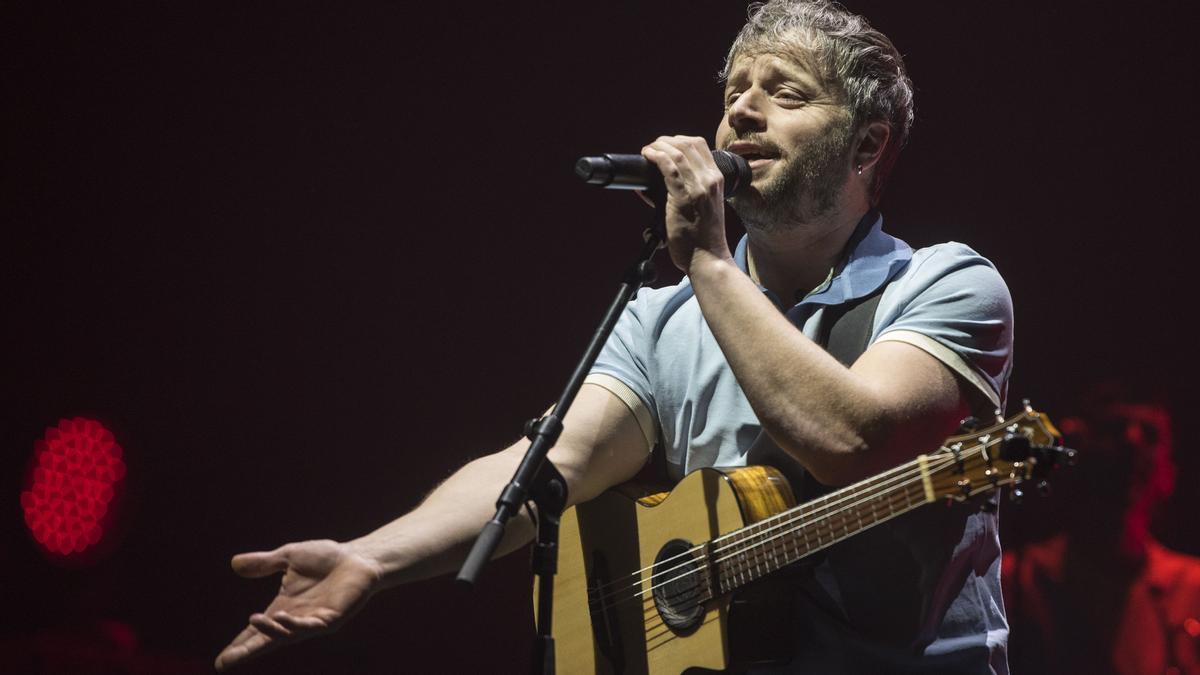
[217,1,1014,672]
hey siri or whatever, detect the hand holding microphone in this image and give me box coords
[575,149,752,198]
[578,137,749,273]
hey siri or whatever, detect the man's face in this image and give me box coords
[716,52,855,229]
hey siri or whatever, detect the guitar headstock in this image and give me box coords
[924,401,1076,505]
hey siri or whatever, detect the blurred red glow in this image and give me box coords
[20,417,126,557]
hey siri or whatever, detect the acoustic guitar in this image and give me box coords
[538,404,1070,674]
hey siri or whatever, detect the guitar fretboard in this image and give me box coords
[708,457,933,595]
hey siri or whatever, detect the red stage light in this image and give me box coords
[20,418,126,557]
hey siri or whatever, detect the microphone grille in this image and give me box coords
[711,150,752,197]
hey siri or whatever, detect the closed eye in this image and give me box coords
[774,88,808,104]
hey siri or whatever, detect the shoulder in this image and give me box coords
[874,241,1014,335]
[894,242,1009,297]
[630,279,693,311]
[869,240,1015,406]
[874,241,1013,325]
[621,279,698,338]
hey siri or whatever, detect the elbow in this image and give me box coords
[765,421,876,488]
[793,416,962,488]
[764,400,917,487]
[800,438,875,487]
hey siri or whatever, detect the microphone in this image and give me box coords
[574,150,752,197]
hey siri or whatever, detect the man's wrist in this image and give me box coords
[343,537,390,590]
[686,248,738,284]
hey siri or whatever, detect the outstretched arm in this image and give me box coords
[215,383,650,671]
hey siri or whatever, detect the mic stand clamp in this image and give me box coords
[456,192,667,675]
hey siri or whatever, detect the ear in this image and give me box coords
[853,120,891,173]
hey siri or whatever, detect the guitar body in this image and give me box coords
[546,466,797,675]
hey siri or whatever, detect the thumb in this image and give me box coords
[231,546,291,578]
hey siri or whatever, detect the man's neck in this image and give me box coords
[746,205,870,304]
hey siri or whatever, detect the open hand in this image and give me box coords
[215,539,382,671]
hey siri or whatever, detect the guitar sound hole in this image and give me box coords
[651,539,706,634]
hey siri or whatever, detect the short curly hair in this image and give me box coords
[721,0,914,204]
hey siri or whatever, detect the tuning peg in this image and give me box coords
[995,408,1006,424]
[957,479,972,498]
[1036,480,1051,497]
[1061,446,1078,467]
[957,416,981,433]
[1009,486,1025,504]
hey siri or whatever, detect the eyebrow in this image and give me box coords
[724,55,823,93]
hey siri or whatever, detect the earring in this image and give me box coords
[856,164,863,176]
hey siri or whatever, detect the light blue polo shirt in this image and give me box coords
[587,211,1015,673]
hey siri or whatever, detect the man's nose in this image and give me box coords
[727,89,766,133]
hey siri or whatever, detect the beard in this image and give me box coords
[729,116,855,232]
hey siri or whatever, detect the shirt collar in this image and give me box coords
[732,209,913,309]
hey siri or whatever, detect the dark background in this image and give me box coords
[2,1,1195,672]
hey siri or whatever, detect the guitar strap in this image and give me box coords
[818,290,885,369]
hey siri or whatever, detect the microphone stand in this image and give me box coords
[456,187,668,675]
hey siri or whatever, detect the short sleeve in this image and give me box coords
[873,243,1014,409]
[588,289,662,443]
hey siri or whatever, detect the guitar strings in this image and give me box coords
[585,454,933,607]
[586,453,948,611]
[587,450,964,613]
[625,441,997,620]
[627,460,947,641]
[630,456,963,649]
[625,451,969,637]
[598,426,1038,647]
[585,451,936,602]
[641,454,958,603]
[707,453,964,557]
[637,436,1019,646]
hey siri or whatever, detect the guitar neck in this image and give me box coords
[711,456,939,595]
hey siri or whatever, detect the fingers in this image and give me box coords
[249,612,294,639]
[231,546,290,578]
[641,137,690,191]
[213,611,331,671]
[641,136,723,198]
[275,610,330,632]
[215,625,275,672]
[214,608,335,671]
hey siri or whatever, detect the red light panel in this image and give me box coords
[21,418,126,557]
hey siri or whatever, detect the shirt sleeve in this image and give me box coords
[588,290,661,446]
[872,243,1014,410]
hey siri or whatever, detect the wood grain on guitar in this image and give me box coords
[536,404,1073,674]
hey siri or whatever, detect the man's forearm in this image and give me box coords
[685,250,944,485]
[345,385,651,589]
[347,444,536,588]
